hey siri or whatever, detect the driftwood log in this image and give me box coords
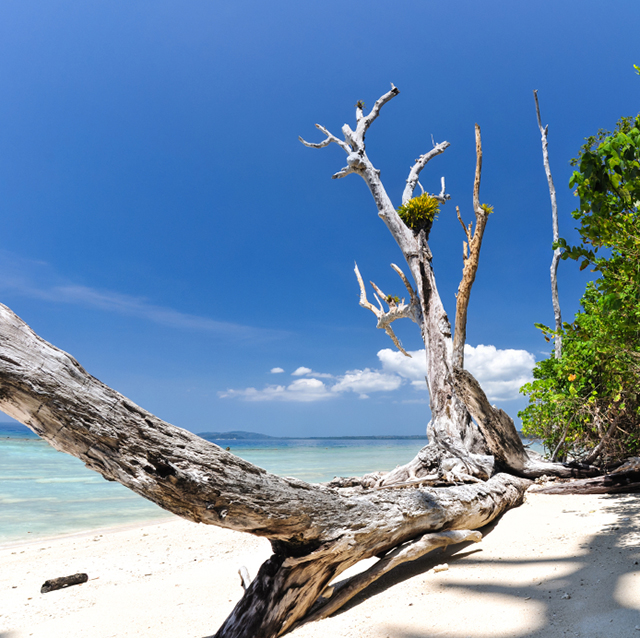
[40,573,88,594]
[532,457,640,494]
[0,87,604,637]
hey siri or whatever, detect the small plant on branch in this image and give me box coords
[397,192,440,233]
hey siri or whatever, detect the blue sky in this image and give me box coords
[0,1,638,436]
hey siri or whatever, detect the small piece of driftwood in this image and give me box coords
[41,573,88,593]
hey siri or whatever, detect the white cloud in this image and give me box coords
[270,367,285,374]
[222,367,402,402]
[290,366,334,379]
[331,368,402,398]
[464,344,535,402]
[377,348,428,389]
[219,378,332,402]
[221,344,535,404]
[378,344,535,401]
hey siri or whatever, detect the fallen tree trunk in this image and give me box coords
[0,303,530,636]
[531,457,640,494]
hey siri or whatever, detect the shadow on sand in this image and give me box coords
[346,493,640,637]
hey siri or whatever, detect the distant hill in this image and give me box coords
[198,431,277,441]
[197,430,428,441]
[0,422,38,438]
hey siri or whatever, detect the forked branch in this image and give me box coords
[452,124,491,369]
[304,529,482,624]
[354,262,419,357]
[355,84,400,142]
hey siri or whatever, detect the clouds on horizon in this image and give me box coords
[220,344,535,403]
[219,367,402,402]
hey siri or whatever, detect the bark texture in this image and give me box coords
[452,124,490,369]
[531,457,640,494]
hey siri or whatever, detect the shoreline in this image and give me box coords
[2,491,639,637]
[0,513,177,551]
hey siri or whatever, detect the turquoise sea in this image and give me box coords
[0,424,429,545]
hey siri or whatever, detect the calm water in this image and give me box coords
[0,424,428,545]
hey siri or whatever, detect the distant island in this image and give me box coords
[197,430,428,441]
[198,430,277,440]
[0,423,428,441]
[2,423,534,442]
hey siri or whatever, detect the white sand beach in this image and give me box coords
[1,491,639,638]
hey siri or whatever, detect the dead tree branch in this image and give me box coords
[354,262,419,357]
[0,302,533,637]
[452,124,491,369]
[534,89,562,358]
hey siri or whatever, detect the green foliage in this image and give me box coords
[519,279,640,464]
[355,100,366,110]
[397,193,440,233]
[520,114,640,465]
[385,295,400,305]
[480,203,494,215]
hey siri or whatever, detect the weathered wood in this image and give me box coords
[0,302,530,637]
[304,529,482,624]
[213,475,528,638]
[41,573,88,593]
[300,86,588,486]
[453,124,490,369]
[238,566,251,591]
[0,86,592,637]
[452,367,599,478]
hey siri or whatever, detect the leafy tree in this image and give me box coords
[520,112,640,465]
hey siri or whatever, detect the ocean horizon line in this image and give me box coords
[1,422,535,441]
[0,422,429,441]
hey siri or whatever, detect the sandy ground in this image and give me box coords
[1,491,639,638]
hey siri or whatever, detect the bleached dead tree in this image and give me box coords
[300,85,590,487]
[534,89,563,358]
[0,86,601,638]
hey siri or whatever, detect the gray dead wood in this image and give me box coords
[0,86,598,638]
[0,302,530,637]
[300,86,597,486]
[534,89,562,358]
[303,529,482,624]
